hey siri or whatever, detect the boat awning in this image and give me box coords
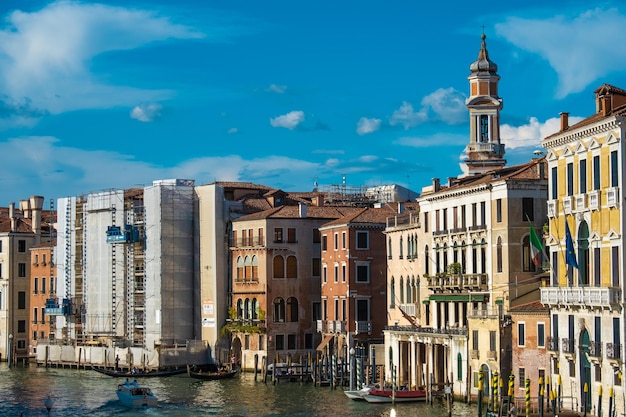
[316,334,334,351]
[429,294,485,302]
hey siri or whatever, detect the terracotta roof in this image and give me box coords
[0,218,35,233]
[233,205,363,222]
[320,206,396,228]
[509,300,549,313]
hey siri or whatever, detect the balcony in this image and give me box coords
[607,187,620,208]
[562,196,572,214]
[487,350,497,360]
[562,338,575,354]
[588,190,600,211]
[355,321,372,335]
[540,286,621,308]
[427,273,488,292]
[547,337,559,352]
[547,200,558,218]
[575,194,587,211]
[329,320,345,333]
[607,343,622,361]
[470,350,480,359]
[588,341,602,358]
[386,213,420,229]
[468,307,500,319]
[230,237,264,248]
[399,303,416,316]
[385,324,467,337]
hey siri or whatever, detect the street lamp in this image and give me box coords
[8,334,13,367]
[44,396,53,416]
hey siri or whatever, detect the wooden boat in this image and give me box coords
[116,379,158,407]
[187,364,239,380]
[344,383,380,400]
[363,388,427,403]
[91,365,186,378]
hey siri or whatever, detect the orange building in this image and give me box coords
[29,242,56,359]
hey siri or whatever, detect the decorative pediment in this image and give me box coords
[607,133,620,145]
[575,141,588,154]
[547,150,558,161]
[607,229,621,240]
[589,231,601,241]
[589,138,602,149]
[546,235,559,246]
[562,146,575,157]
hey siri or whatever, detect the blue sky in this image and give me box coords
[1,1,625,205]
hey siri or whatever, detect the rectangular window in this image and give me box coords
[305,333,313,350]
[50,277,54,294]
[551,167,558,199]
[423,212,429,233]
[461,206,466,228]
[334,233,338,250]
[579,159,587,194]
[322,235,327,251]
[334,299,339,320]
[611,150,619,187]
[489,330,496,352]
[34,254,39,265]
[0,240,2,252]
[480,201,486,226]
[18,320,26,333]
[519,368,526,388]
[18,240,26,252]
[342,264,346,283]
[518,322,526,346]
[275,334,285,350]
[313,229,320,243]
[287,334,296,350]
[496,199,502,223]
[342,232,346,249]
[312,302,321,321]
[312,258,321,277]
[244,334,250,350]
[322,299,327,320]
[435,210,440,231]
[593,155,601,190]
[453,206,458,229]
[356,263,370,283]
[538,323,545,348]
[342,299,347,320]
[18,291,26,309]
[356,299,369,321]
[472,203,477,226]
[322,265,327,284]
[522,198,534,221]
[442,208,448,230]
[594,248,601,287]
[334,265,339,283]
[274,228,283,243]
[472,330,479,351]
[34,307,38,323]
[33,331,37,341]
[287,228,296,243]
[42,277,46,294]
[356,231,369,249]
[34,277,38,294]
[567,162,574,196]
[18,263,26,277]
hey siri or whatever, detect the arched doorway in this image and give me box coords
[231,336,242,369]
[481,364,491,398]
[579,328,591,413]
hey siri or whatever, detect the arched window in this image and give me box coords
[287,297,299,322]
[400,276,404,304]
[273,298,285,322]
[413,234,418,258]
[406,278,412,303]
[252,298,259,320]
[244,298,251,320]
[251,255,259,280]
[399,237,404,259]
[286,255,298,278]
[236,299,243,319]
[443,243,448,272]
[388,237,393,259]
[480,239,486,273]
[424,246,430,275]
[472,240,478,274]
[496,237,503,273]
[457,353,463,381]
[435,244,441,273]
[273,255,284,278]
[236,256,244,282]
[244,255,252,279]
[578,221,589,286]
[461,241,467,274]
[390,277,396,309]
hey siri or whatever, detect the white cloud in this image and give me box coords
[389,101,427,130]
[227,127,238,134]
[394,133,467,148]
[501,116,583,149]
[356,117,381,135]
[0,2,204,114]
[266,84,287,93]
[421,88,466,124]
[130,103,162,122]
[270,110,304,129]
[358,155,378,163]
[496,7,626,98]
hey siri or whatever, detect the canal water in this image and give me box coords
[0,364,479,416]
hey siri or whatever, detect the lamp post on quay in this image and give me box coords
[8,334,13,367]
[349,347,355,391]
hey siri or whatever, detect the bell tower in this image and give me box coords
[464,34,506,176]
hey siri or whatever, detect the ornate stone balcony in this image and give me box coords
[540,286,621,308]
[427,273,488,293]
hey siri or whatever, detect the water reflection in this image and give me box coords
[0,365,477,416]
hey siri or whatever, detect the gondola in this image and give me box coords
[187,364,239,380]
[91,365,187,377]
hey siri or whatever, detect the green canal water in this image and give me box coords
[0,364,479,416]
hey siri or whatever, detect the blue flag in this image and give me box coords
[565,221,579,269]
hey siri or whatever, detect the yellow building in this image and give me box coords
[541,84,626,415]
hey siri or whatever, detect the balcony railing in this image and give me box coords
[329,320,345,333]
[547,200,558,218]
[575,194,587,211]
[547,337,559,352]
[562,338,575,354]
[540,286,621,308]
[588,190,600,211]
[607,187,620,208]
[427,273,488,292]
[607,343,622,361]
[383,325,467,336]
[468,307,499,319]
[355,321,372,335]
[399,303,416,316]
[588,341,602,358]
[562,196,572,214]
[386,213,420,229]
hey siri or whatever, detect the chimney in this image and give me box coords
[20,199,30,219]
[9,202,16,232]
[398,202,404,214]
[602,96,611,116]
[30,195,44,235]
[432,178,441,192]
[560,112,569,131]
[298,202,307,218]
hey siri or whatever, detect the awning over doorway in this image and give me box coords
[316,334,334,351]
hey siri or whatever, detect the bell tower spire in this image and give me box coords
[463,33,506,176]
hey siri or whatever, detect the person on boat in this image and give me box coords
[115,355,120,371]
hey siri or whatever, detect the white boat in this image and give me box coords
[344,384,379,400]
[116,379,158,407]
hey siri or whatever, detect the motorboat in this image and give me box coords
[116,379,158,407]
[344,383,380,400]
[363,388,427,403]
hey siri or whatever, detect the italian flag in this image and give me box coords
[529,223,544,267]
